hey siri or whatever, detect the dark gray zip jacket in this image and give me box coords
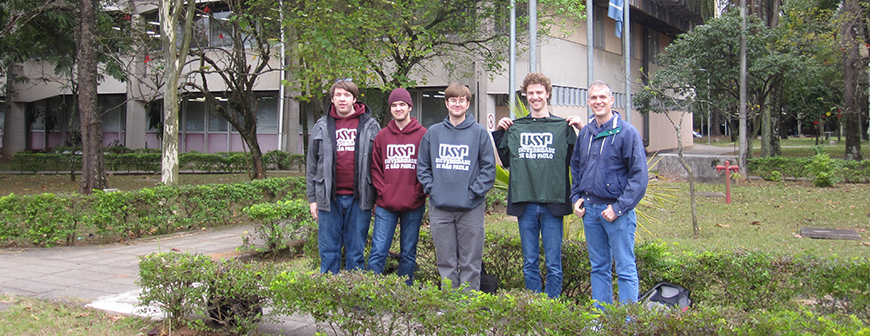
[306,102,380,212]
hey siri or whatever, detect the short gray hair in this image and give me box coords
[588,81,613,97]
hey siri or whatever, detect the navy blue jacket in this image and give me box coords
[570,112,648,217]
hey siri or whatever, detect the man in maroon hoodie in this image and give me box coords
[367,88,428,285]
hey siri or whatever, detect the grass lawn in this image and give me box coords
[0,294,157,336]
[485,179,870,259]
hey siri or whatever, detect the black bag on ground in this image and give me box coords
[640,282,691,311]
[479,263,498,294]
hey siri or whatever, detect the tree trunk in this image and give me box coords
[77,0,106,194]
[159,0,196,185]
[842,0,863,161]
[243,133,267,179]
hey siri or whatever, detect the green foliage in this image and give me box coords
[138,252,274,334]
[138,252,213,326]
[748,156,870,184]
[205,259,272,335]
[10,150,290,175]
[806,152,840,187]
[0,177,306,247]
[268,268,870,335]
[241,199,312,252]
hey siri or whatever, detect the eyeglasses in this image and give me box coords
[334,78,353,83]
[447,98,468,105]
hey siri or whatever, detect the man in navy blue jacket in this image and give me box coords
[570,81,648,311]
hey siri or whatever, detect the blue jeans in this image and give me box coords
[318,195,372,274]
[367,206,425,285]
[518,203,564,299]
[583,203,638,311]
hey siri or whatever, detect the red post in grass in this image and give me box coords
[714,160,740,204]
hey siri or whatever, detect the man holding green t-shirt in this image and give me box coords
[492,73,583,298]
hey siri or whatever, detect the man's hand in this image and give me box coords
[566,116,584,130]
[573,199,585,218]
[309,202,318,220]
[497,117,513,130]
[602,204,617,222]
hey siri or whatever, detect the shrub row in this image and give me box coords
[300,225,870,319]
[748,155,870,184]
[140,249,870,335]
[0,177,306,247]
[11,150,305,174]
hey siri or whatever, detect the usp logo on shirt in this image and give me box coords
[336,128,357,152]
[435,144,471,171]
[518,132,556,159]
[385,144,417,170]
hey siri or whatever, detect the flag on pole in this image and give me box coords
[608,0,624,37]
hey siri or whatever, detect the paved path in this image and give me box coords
[0,225,326,335]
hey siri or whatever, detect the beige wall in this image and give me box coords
[646,110,694,153]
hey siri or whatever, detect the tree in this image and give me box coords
[636,70,703,238]
[77,0,107,193]
[282,0,584,122]
[839,0,867,161]
[158,0,197,185]
[652,12,800,160]
[182,0,281,179]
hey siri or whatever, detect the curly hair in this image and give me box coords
[521,72,552,96]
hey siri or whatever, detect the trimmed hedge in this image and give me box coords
[10,149,305,174]
[139,248,870,335]
[748,155,870,184]
[0,177,306,247]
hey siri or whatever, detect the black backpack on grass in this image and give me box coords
[640,282,692,312]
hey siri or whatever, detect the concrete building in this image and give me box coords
[1,0,705,159]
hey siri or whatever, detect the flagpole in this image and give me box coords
[509,0,516,119]
[586,0,594,120]
[623,0,631,122]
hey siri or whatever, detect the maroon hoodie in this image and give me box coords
[332,102,367,195]
[371,117,427,212]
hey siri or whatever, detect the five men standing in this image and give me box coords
[305,78,648,309]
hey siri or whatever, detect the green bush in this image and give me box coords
[138,252,274,334]
[806,152,840,187]
[241,199,312,252]
[0,177,306,247]
[138,252,214,326]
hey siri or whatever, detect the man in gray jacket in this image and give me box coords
[306,79,381,274]
[417,83,496,290]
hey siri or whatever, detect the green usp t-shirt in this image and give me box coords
[499,117,577,204]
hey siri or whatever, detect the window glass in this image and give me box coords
[208,103,228,132]
[100,95,126,132]
[185,100,206,132]
[210,11,233,47]
[256,93,279,133]
[420,90,447,128]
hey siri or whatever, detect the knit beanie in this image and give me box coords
[388,88,413,108]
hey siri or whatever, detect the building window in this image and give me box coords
[646,30,660,65]
[255,93,279,133]
[184,100,207,132]
[551,86,587,107]
[100,95,126,132]
[593,8,605,50]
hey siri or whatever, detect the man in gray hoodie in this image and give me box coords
[417,83,496,291]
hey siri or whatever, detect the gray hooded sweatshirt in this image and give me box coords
[417,114,496,211]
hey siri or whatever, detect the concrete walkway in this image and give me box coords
[0,225,325,335]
